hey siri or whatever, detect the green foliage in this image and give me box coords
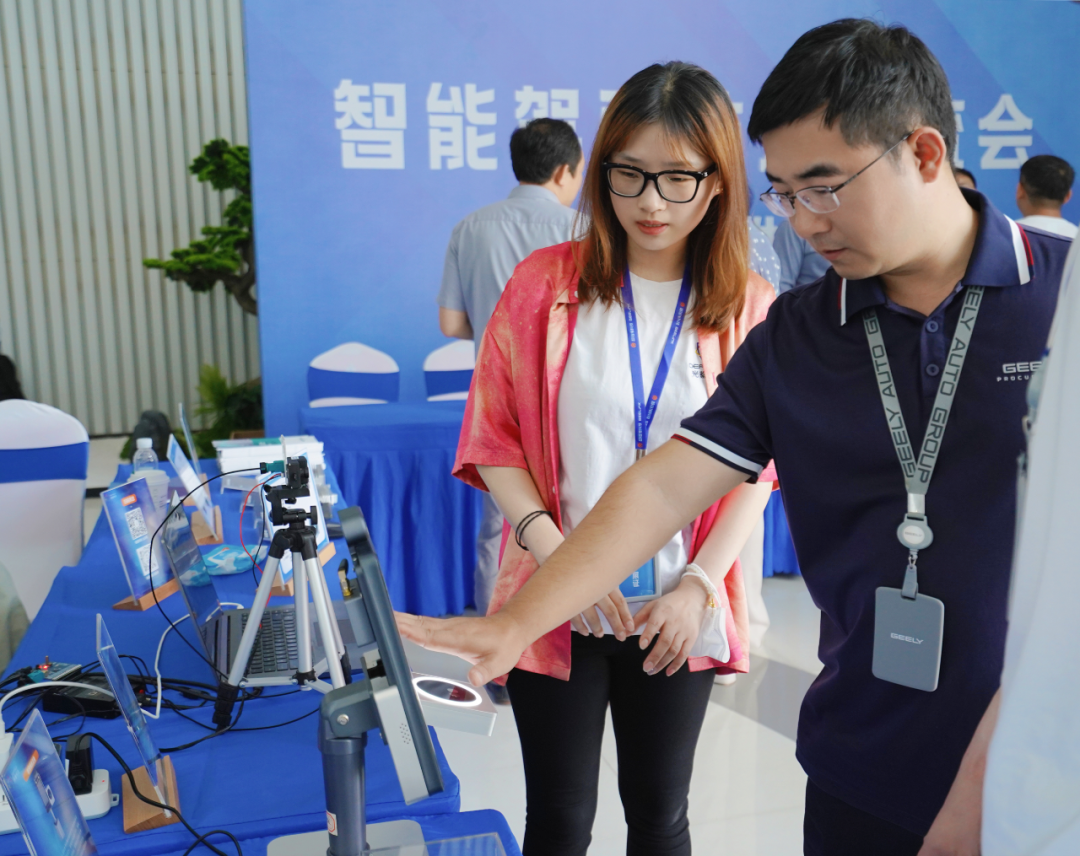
[194,364,263,456]
[119,365,263,462]
[144,139,257,315]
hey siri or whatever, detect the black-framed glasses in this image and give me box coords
[759,132,913,218]
[602,162,717,203]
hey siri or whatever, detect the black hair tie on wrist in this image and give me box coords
[515,509,554,550]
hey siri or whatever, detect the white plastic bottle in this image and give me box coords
[132,437,158,470]
[129,437,169,508]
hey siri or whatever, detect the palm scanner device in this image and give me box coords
[269,505,499,856]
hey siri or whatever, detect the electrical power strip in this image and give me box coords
[0,769,116,834]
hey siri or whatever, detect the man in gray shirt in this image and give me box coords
[438,118,583,346]
[437,118,583,640]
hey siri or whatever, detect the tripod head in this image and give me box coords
[261,456,317,529]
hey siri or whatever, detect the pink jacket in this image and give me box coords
[453,241,776,681]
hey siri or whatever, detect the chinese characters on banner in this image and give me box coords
[427,83,498,170]
[515,86,579,129]
[978,94,1034,169]
[335,80,407,169]
[332,82,1039,178]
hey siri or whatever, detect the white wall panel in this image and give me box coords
[0,0,258,436]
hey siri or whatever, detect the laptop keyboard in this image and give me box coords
[241,610,299,675]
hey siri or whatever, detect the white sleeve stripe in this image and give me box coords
[673,429,764,475]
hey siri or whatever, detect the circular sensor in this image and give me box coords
[413,676,482,707]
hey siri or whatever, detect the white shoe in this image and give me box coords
[713,672,737,686]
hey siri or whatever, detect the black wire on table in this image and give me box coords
[159,696,244,753]
[82,731,242,856]
[232,705,319,732]
[144,468,261,680]
[5,687,89,741]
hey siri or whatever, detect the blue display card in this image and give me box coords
[0,710,98,856]
[101,478,174,601]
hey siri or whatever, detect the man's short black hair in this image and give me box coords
[1020,155,1075,204]
[748,19,956,162]
[509,118,582,184]
[955,167,977,188]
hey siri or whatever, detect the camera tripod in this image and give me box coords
[213,457,349,729]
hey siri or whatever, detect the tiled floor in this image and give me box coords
[437,574,821,855]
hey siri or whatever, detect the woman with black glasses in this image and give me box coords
[449,62,776,855]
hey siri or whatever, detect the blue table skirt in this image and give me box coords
[764,491,801,577]
[301,403,484,617]
[0,461,469,856]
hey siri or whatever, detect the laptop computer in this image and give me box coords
[162,507,323,683]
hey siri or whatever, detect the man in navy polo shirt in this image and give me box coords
[399,19,1070,856]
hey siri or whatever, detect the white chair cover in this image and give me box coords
[423,340,475,401]
[0,400,89,619]
[308,342,401,407]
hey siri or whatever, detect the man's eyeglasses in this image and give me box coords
[759,132,913,218]
[603,162,717,204]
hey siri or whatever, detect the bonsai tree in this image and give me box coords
[144,139,257,315]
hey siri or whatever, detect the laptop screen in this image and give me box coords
[162,507,222,662]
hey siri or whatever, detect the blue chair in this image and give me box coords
[424,340,475,401]
[308,342,400,407]
[0,400,89,619]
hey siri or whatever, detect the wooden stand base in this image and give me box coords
[270,575,294,597]
[191,505,223,545]
[318,541,336,567]
[122,755,181,833]
[114,577,179,611]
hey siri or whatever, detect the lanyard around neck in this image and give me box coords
[863,285,984,594]
[622,266,693,460]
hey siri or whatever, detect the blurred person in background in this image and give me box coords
[1016,154,1076,239]
[954,167,977,191]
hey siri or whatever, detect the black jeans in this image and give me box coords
[804,779,925,856]
[506,632,715,856]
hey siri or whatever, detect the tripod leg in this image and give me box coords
[304,552,346,688]
[215,531,291,728]
[226,552,285,689]
[293,545,315,684]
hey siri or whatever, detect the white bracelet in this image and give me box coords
[682,563,720,609]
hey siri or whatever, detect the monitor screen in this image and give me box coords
[162,506,222,663]
[339,506,444,801]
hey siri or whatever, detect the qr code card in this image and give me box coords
[136,543,160,577]
[125,507,149,542]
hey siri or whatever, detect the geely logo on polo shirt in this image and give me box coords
[997,360,1042,383]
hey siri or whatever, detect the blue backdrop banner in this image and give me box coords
[245,0,1080,433]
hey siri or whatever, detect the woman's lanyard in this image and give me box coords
[622,266,693,460]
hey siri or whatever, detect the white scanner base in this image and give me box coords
[268,820,426,855]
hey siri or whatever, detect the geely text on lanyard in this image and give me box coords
[617,266,692,603]
[865,285,985,692]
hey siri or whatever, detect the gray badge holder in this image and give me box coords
[862,290,984,695]
[873,584,944,692]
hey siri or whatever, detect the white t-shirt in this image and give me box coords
[1016,214,1078,239]
[557,272,708,635]
[982,234,1080,855]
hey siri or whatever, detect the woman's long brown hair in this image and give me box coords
[572,62,749,333]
